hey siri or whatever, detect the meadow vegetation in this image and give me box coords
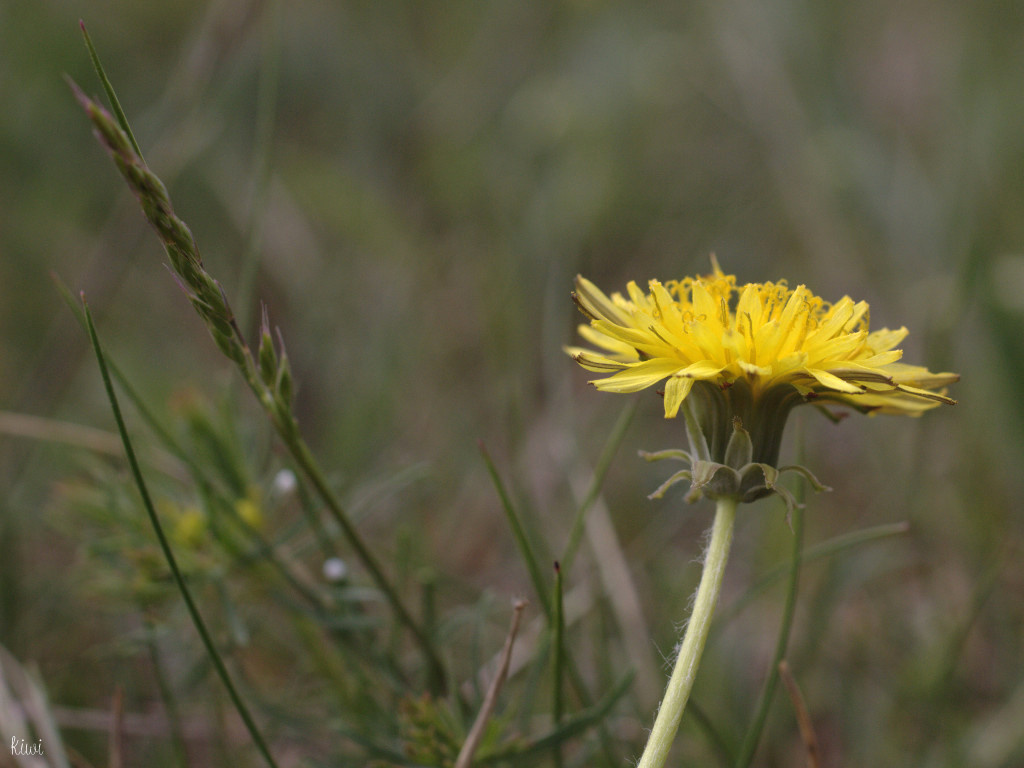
[0,2,1020,766]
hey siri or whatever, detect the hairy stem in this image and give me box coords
[637,496,737,768]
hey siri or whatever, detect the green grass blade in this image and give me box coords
[79,20,143,160]
[50,271,195,472]
[551,561,565,768]
[478,444,619,762]
[733,498,805,767]
[70,75,447,692]
[82,296,281,768]
[56,271,331,618]
[687,699,735,767]
[479,440,551,619]
[479,670,634,764]
[713,521,912,634]
[560,400,636,574]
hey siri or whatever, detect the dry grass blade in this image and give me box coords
[107,688,123,768]
[455,600,528,768]
[0,645,72,768]
[0,410,187,480]
[778,660,820,768]
[572,469,658,703]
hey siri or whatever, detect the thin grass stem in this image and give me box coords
[83,298,281,768]
[57,273,340,622]
[0,409,183,479]
[455,600,527,768]
[733,498,805,767]
[71,52,448,692]
[687,699,735,767]
[777,660,820,768]
[288,437,447,693]
[478,443,619,762]
[551,562,565,768]
[51,271,204,474]
[712,521,910,635]
[478,670,634,764]
[479,440,551,619]
[560,400,636,574]
[735,418,810,768]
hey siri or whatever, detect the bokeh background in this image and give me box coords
[1,0,1021,766]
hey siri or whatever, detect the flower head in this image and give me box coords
[567,258,958,507]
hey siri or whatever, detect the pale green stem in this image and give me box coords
[637,496,737,768]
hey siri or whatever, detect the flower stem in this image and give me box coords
[637,496,737,768]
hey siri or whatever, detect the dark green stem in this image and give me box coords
[712,521,909,635]
[480,443,619,763]
[84,299,281,768]
[479,441,551,618]
[734,498,805,767]
[288,436,447,694]
[551,561,565,768]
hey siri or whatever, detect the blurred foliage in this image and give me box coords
[1,0,1023,765]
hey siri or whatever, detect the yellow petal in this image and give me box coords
[573,275,633,325]
[805,367,866,394]
[626,280,650,311]
[691,280,722,333]
[566,348,632,372]
[804,330,867,363]
[577,324,639,360]
[649,280,690,341]
[592,358,685,393]
[590,320,670,358]
[735,283,765,330]
[808,297,855,343]
[663,375,696,417]
[866,327,909,352]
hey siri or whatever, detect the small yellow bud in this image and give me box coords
[236,489,264,531]
[173,505,206,548]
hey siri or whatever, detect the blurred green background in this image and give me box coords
[1,0,1021,765]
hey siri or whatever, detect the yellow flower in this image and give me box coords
[568,258,957,420]
[173,505,207,548]
[236,487,265,531]
[567,259,960,766]
[568,258,958,507]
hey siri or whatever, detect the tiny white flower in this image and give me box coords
[272,468,297,497]
[322,557,347,583]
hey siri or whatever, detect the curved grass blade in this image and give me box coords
[79,21,143,160]
[478,440,551,619]
[551,562,565,768]
[713,521,911,635]
[70,70,447,692]
[734,499,805,767]
[560,400,636,574]
[478,670,634,765]
[83,296,281,768]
